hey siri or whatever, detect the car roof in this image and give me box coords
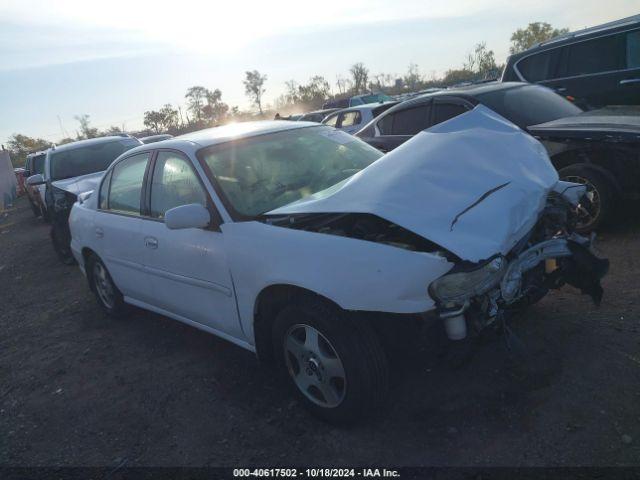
[508,14,640,60]
[119,121,321,156]
[51,135,138,154]
[334,101,398,113]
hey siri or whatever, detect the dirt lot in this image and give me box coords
[1,195,639,467]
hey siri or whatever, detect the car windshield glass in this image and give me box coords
[199,126,383,217]
[50,139,140,180]
[477,85,582,128]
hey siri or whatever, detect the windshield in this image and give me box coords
[50,138,141,181]
[477,84,583,128]
[199,126,383,217]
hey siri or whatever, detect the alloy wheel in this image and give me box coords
[563,175,601,230]
[283,324,347,408]
[93,262,115,310]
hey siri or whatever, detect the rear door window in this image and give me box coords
[381,105,431,135]
[107,153,150,215]
[433,103,469,125]
[340,111,362,127]
[323,113,339,127]
[561,33,624,77]
[517,49,561,81]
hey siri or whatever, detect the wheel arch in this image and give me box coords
[253,284,342,364]
[551,149,623,194]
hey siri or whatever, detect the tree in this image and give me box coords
[6,134,50,167]
[371,73,394,92]
[104,125,124,135]
[243,70,267,115]
[441,68,476,86]
[403,63,423,92]
[202,90,229,124]
[349,63,369,95]
[297,76,331,108]
[185,86,209,122]
[510,22,569,54]
[464,42,499,80]
[335,75,350,95]
[159,104,179,130]
[74,114,98,139]
[143,110,165,133]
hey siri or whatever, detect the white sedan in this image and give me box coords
[69,108,607,423]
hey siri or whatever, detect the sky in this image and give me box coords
[1,0,638,144]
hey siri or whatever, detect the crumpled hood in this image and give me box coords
[268,105,559,262]
[51,171,104,196]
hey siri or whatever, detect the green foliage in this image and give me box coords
[510,22,569,54]
[5,134,50,168]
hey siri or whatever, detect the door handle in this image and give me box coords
[144,237,158,249]
[95,227,104,238]
[555,86,567,92]
[620,78,640,86]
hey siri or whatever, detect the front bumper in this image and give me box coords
[437,233,608,328]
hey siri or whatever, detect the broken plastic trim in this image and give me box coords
[261,212,458,259]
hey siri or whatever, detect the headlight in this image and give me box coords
[429,256,506,305]
[52,187,77,212]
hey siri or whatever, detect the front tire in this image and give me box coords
[87,254,128,317]
[272,296,389,424]
[559,165,614,233]
[50,224,75,265]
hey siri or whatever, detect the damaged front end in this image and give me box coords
[430,190,609,340]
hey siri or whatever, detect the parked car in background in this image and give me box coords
[356,82,640,232]
[23,150,48,219]
[502,14,640,109]
[322,93,394,110]
[139,134,173,144]
[297,108,340,123]
[69,117,606,423]
[322,102,398,134]
[26,135,142,264]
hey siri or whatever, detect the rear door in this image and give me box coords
[369,101,433,152]
[92,152,154,304]
[537,31,631,108]
[139,150,242,338]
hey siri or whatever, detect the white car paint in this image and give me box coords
[69,112,586,353]
[51,171,104,196]
[322,102,395,135]
[274,106,558,263]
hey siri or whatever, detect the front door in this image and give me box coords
[140,150,242,339]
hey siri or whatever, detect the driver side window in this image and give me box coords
[150,152,207,219]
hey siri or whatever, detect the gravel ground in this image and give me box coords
[1,195,639,467]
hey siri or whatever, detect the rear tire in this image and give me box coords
[272,296,389,425]
[86,254,128,317]
[559,164,614,233]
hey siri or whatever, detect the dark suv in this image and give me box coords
[355,82,640,232]
[502,14,640,109]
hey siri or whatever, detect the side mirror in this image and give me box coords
[26,174,46,186]
[164,203,211,230]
